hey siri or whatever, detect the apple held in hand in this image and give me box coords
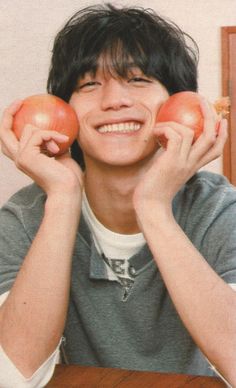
[155,91,227,148]
[12,94,79,155]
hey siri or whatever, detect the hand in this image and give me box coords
[133,97,228,217]
[0,100,84,197]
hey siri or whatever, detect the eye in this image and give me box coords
[128,76,152,84]
[77,80,101,91]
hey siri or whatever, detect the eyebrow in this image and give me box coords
[98,62,144,75]
[76,59,145,85]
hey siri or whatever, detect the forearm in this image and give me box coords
[139,206,236,385]
[0,193,81,377]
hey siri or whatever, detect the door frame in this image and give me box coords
[221,27,236,185]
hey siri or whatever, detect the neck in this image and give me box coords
[84,160,150,234]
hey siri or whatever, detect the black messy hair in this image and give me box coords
[47,3,199,168]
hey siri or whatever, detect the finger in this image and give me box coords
[0,126,19,158]
[0,143,13,159]
[155,121,194,158]
[207,118,228,156]
[190,99,219,161]
[170,122,195,160]
[20,128,69,153]
[201,98,218,131]
[191,118,228,170]
[19,125,61,155]
[19,124,39,149]
[0,100,23,157]
[56,151,71,160]
[44,140,60,154]
[42,134,69,156]
[154,124,182,153]
[20,124,68,156]
[0,100,23,133]
[218,117,228,138]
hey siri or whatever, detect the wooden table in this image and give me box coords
[46,365,226,387]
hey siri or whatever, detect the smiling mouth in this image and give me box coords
[97,122,141,134]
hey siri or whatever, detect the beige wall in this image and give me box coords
[0,0,235,206]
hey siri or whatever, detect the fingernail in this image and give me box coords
[57,133,69,139]
[221,118,228,128]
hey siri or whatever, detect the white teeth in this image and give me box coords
[98,122,141,133]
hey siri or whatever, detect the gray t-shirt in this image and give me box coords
[0,171,236,376]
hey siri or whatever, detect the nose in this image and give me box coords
[101,78,134,111]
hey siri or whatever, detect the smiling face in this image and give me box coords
[48,5,198,170]
[69,59,169,169]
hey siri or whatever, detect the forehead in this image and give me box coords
[81,52,146,79]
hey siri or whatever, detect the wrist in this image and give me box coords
[136,201,175,232]
[45,190,82,214]
[135,198,173,220]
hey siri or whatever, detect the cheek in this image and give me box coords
[69,93,91,122]
[69,93,77,108]
[142,91,169,119]
[153,92,169,111]
[69,94,81,118]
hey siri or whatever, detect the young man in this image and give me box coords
[0,4,236,387]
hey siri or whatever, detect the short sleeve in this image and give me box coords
[174,172,236,286]
[0,184,45,295]
[203,200,236,285]
[0,203,32,295]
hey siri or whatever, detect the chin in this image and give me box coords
[98,150,157,169]
[83,139,159,168]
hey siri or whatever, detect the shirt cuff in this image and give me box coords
[0,340,60,388]
[206,283,235,388]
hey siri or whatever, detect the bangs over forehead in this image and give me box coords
[79,40,147,80]
[48,4,198,101]
[72,10,160,79]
